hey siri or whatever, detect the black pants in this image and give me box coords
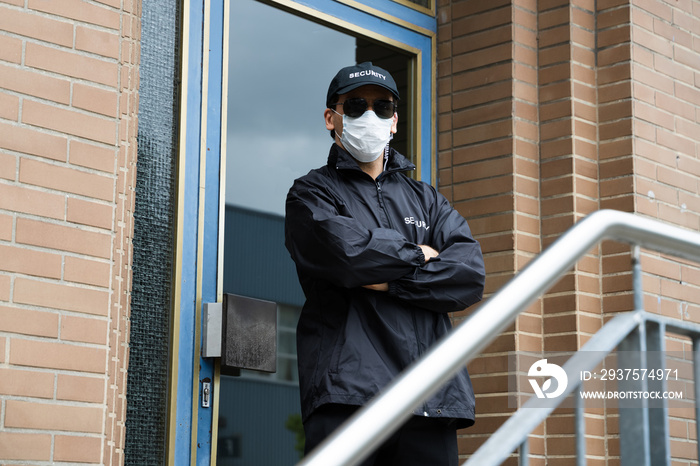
[303,404,458,466]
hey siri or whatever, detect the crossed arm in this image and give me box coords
[363,244,439,291]
[285,185,485,312]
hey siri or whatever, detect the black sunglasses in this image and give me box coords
[332,98,397,119]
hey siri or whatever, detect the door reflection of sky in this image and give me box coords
[226,0,355,216]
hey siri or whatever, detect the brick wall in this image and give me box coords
[0,0,139,464]
[439,0,700,463]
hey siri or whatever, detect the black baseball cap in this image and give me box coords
[326,62,399,108]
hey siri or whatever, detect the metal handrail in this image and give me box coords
[298,210,700,466]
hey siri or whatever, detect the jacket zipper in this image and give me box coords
[378,178,429,416]
[375,180,396,230]
[411,309,429,417]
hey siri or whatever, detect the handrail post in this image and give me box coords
[646,321,670,465]
[694,337,700,464]
[575,384,586,466]
[632,245,643,311]
[618,323,651,466]
[518,439,529,466]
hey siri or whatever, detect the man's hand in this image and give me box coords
[363,283,389,292]
[362,246,438,292]
[419,244,439,262]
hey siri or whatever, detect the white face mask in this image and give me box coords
[335,110,394,163]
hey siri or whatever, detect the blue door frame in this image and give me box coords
[169,1,438,464]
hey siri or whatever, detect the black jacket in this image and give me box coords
[285,144,485,428]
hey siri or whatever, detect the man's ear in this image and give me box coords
[324,108,335,131]
[391,112,398,134]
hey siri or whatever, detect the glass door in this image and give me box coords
[171,0,437,464]
[219,2,414,463]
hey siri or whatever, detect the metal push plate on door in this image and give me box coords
[221,293,277,374]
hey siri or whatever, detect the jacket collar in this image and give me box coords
[327,143,416,175]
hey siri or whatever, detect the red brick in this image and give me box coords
[0,182,65,219]
[599,81,632,104]
[0,4,73,47]
[541,118,573,141]
[571,25,595,49]
[573,81,596,104]
[599,62,632,85]
[13,276,110,316]
[453,25,511,55]
[658,203,700,230]
[19,158,114,201]
[0,33,22,63]
[454,120,512,146]
[598,5,630,29]
[456,193,514,217]
[675,116,700,144]
[0,213,11,240]
[657,127,695,157]
[0,63,71,105]
[73,82,119,118]
[636,0,673,22]
[18,215,110,255]
[454,81,512,110]
[9,338,106,373]
[658,165,697,193]
[5,400,104,433]
[0,243,62,279]
[57,374,105,403]
[634,101,674,130]
[678,155,700,178]
[454,175,514,201]
[0,367,54,398]
[633,25,673,56]
[0,274,9,301]
[27,0,120,30]
[598,24,632,50]
[54,435,103,463]
[599,43,632,68]
[65,256,111,287]
[69,140,117,174]
[636,176,677,205]
[0,432,51,461]
[540,25,571,49]
[96,0,122,9]
[67,197,114,230]
[453,100,513,128]
[25,42,118,88]
[453,158,514,183]
[76,25,120,59]
[61,315,108,345]
[453,63,512,92]
[453,43,513,73]
[0,121,68,161]
[633,63,674,94]
[636,139,676,168]
[452,6,511,35]
[22,99,117,145]
[452,0,511,19]
[674,44,700,73]
[0,92,18,120]
[600,118,632,141]
[673,8,700,35]
[539,44,570,68]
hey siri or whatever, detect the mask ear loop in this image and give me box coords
[383,133,392,171]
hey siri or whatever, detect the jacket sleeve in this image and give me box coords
[387,191,485,313]
[285,185,425,289]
